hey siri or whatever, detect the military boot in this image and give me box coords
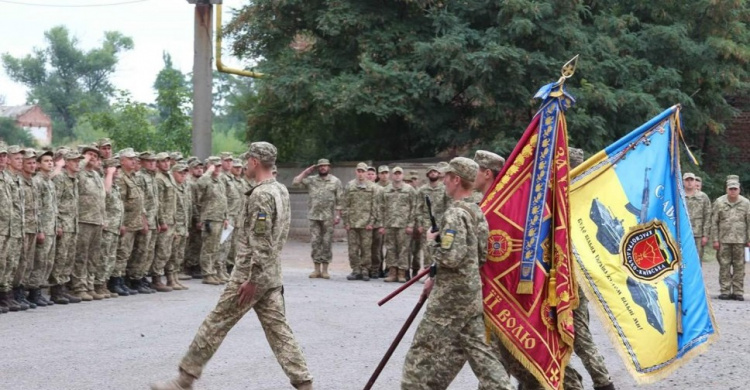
[172,273,189,290]
[397,269,407,283]
[369,269,380,280]
[178,272,193,281]
[346,272,362,281]
[0,302,7,314]
[109,277,127,296]
[217,267,230,283]
[308,263,321,278]
[72,289,94,301]
[39,289,54,306]
[133,279,152,294]
[103,281,118,298]
[149,369,195,390]
[151,276,173,292]
[383,267,398,282]
[202,275,222,285]
[295,381,313,390]
[14,287,33,309]
[190,266,203,279]
[166,273,185,291]
[321,263,331,279]
[141,277,157,293]
[0,291,18,311]
[121,277,138,295]
[49,285,69,305]
[362,271,370,281]
[27,288,47,307]
[62,286,82,303]
[93,285,109,299]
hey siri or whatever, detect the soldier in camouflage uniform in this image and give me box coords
[695,176,703,192]
[116,148,150,295]
[415,166,448,274]
[150,152,177,292]
[342,162,380,281]
[101,158,125,297]
[29,150,57,306]
[292,158,343,279]
[711,175,750,301]
[151,142,313,390]
[49,151,84,305]
[226,159,246,269]
[380,166,417,283]
[684,172,711,261]
[183,160,204,279]
[195,157,228,285]
[164,164,191,291]
[0,145,13,313]
[402,157,512,390]
[14,149,39,308]
[217,153,241,282]
[2,146,30,310]
[370,165,391,278]
[129,151,159,293]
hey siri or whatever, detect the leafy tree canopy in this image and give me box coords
[0,118,34,146]
[225,0,749,163]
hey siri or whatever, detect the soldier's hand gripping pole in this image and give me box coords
[425,195,440,243]
[364,292,428,390]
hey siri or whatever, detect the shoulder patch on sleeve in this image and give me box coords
[441,229,456,249]
[254,212,267,235]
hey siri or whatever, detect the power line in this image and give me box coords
[0,0,150,7]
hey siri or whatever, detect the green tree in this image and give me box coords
[87,92,157,153]
[0,118,34,146]
[152,52,191,154]
[2,26,133,141]
[224,1,749,163]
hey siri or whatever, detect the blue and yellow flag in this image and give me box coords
[569,105,717,382]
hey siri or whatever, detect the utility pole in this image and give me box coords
[187,0,221,159]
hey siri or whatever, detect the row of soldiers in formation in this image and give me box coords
[684,172,747,301]
[291,149,617,390]
[0,137,266,314]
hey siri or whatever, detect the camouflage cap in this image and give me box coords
[727,175,739,182]
[7,145,25,155]
[186,156,199,165]
[378,165,390,173]
[426,165,440,175]
[64,151,83,160]
[119,148,138,158]
[728,180,740,189]
[170,163,189,172]
[356,162,368,171]
[444,157,479,182]
[474,150,505,171]
[568,147,584,168]
[248,142,277,165]
[36,150,53,161]
[23,148,37,159]
[683,172,696,180]
[392,166,404,173]
[367,166,376,172]
[436,161,449,172]
[81,144,101,157]
[103,158,120,168]
[220,152,234,160]
[139,151,156,160]
[238,151,249,161]
[316,158,331,166]
[189,160,204,169]
[96,138,113,147]
[695,176,702,182]
[206,156,221,165]
[155,152,171,161]
[0,144,6,154]
[170,152,184,161]
[232,159,243,168]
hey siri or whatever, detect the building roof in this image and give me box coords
[0,105,35,119]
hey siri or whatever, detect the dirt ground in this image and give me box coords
[0,240,744,390]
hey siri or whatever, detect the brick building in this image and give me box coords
[0,105,53,146]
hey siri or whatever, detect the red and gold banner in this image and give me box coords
[481,84,577,390]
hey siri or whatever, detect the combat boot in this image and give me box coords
[134,279,153,294]
[72,289,94,301]
[308,263,321,278]
[346,272,362,281]
[397,269,407,283]
[191,266,203,279]
[0,302,7,314]
[321,263,331,279]
[369,270,380,280]
[151,276,173,292]
[110,277,128,296]
[178,272,192,281]
[27,288,47,307]
[121,277,138,295]
[39,289,54,306]
[202,275,221,285]
[383,267,398,283]
[149,369,195,390]
[141,277,157,293]
[362,272,370,281]
[93,285,109,299]
[171,274,189,290]
[14,287,32,309]
[217,268,230,283]
[0,291,19,311]
[49,285,69,305]
[295,380,314,390]
[62,286,82,303]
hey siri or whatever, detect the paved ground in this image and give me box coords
[0,241,745,390]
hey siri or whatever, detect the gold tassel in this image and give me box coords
[516,280,533,295]
[548,267,558,307]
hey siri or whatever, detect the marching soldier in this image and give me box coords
[342,162,380,281]
[711,175,749,301]
[379,166,416,283]
[151,142,314,390]
[292,158,343,279]
[684,172,711,261]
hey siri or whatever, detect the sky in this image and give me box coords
[0,0,247,106]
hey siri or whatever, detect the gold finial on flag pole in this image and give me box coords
[559,55,579,84]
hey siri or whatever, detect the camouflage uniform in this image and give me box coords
[0,169,24,293]
[31,171,57,289]
[416,179,449,268]
[342,171,380,275]
[0,168,11,296]
[371,174,390,275]
[184,167,203,271]
[685,189,711,261]
[102,175,123,281]
[152,167,177,277]
[50,170,78,287]
[710,191,750,297]
[402,195,511,390]
[226,173,247,266]
[176,143,313,388]
[15,171,38,288]
[71,162,106,293]
[217,170,240,274]
[117,153,147,280]
[166,169,192,276]
[196,165,228,277]
[293,171,343,264]
[130,166,159,280]
[380,181,417,271]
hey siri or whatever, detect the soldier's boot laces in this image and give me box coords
[320,263,330,279]
[383,267,398,283]
[150,369,195,390]
[152,276,174,292]
[308,263,321,279]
